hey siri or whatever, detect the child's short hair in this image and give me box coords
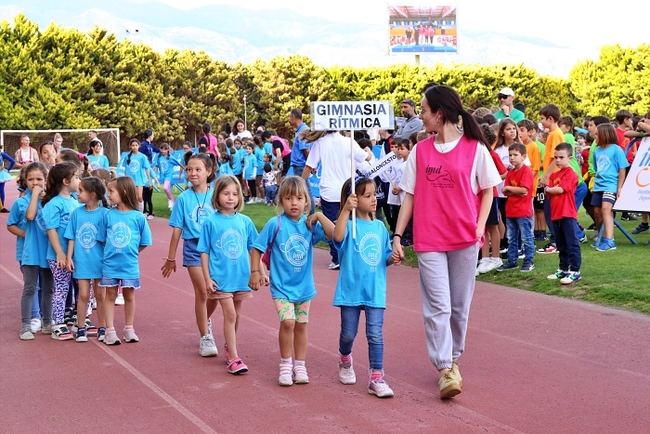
[508,143,527,155]
[539,104,561,122]
[225,138,233,147]
[263,153,272,161]
[555,142,573,156]
[160,142,171,151]
[277,176,311,214]
[211,175,243,212]
[596,123,619,147]
[340,176,376,219]
[90,168,114,186]
[591,115,610,126]
[264,163,272,173]
[396,138,412,149]
[615,109,633,124]
[558,116,574,129]
[517,119,537,132]
[415,131,429,143]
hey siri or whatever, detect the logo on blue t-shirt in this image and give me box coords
[217,229,244,260]
[35,213,47,232]
[128,160,141,173]
[281,234,309,267]
[358,232,381,267]
[108,222,131,249]
[77,222,98,249]
[597,155,611,172]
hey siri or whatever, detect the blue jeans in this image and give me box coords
[553,218,581,272]
[265,184,278,204]
[339,306,385,370]
[545,185,587,243]
[574,183,588,240]
[320,198,340,264]
[506,217,535,265]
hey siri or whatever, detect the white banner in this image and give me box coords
[614,137,650,212]
[359,151,401,179]
[311,101,394,131]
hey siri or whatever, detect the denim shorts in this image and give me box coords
[99,277,141,289]
[183,238,201,268]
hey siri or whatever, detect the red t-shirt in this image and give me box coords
[580,147,590,175]
[489,149,507,197]
[548,167,578,221]
[504,165,533,218]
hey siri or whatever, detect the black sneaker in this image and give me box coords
[520,263,535,273]
[75,327,88,343]
[632,223,649,234]
[97,327,107,342]
[496,262,518,272]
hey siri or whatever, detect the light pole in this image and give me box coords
[243,93,247,130]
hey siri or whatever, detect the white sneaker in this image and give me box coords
[476,258,494,274]
[30,318,42,333]
[167,199,174,210]
[293,363,309,384]
[327,262,340,270]
[90,297,97,310]
[368,378,395,398]
[86,302,92,317]
[115,293,125,305]
[338,357,356,385]
[146,214,154,220]
[490,257,503,269]
[199,335,218,357]
[20,330,35,340]
[278,361,293,386]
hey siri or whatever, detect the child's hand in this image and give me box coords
[343,194,358,212]
[66,258,75,273]
[306,212,322,230]
[161,258,176,278]
[206,279,219,296]
[392,187,401,195]
[248,271,261,291]
[56,252,67,270]
[391,237,404,265]
[32,185,44,197]
[259,272,269,287]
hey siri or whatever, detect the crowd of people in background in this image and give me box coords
[3,83,650,402]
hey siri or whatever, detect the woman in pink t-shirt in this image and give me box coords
[392,85,500,400]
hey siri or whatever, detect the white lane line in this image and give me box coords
[92,340,217,434]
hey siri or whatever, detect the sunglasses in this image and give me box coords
[497,94,510,100]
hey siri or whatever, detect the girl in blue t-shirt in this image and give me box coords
[154,143,183,210]
[42,162,81,341]
[64,177,108,342]
[242,144,257,202]
[253,136,267,200]
[332,177,394,398]
[118,138,152,213]
[592,124,630,251]
[250,176,335,386]
[162,153,219,357]
[100,176,153,345]
[197,175,258,375]
[87,139,110,171]
[9,163,54,340]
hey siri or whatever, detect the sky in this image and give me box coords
[1,0,648,78]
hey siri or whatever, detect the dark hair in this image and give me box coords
[423,85,486,144]
[264,163,272,173]
[496,119,519,148]
[143,128,153,139]
[340,177,376,219]
[357,138,372,149]
[513,101,526,113]
[109,176,139,210]
[80,176,108,208]
[232,119,245,131]
[482,114,497,125]
[558,116,574,129]
[615,109,633,124]
[253,135,262,146]
[480,123,497,147]
[508,143,527,155]
[43,161,78,205]
[290,108,302,120]
[127,138,140,165]
[396,138,412,149]
[539,104,561,122]
[225,138,234,148]
[187,153,216,183]
[90,168,113,185]
[261,131,273,140]
[517,119,537,132]
[160,142,171,151]
[202,122,212,134]
[591,115,610,127]
[555,142,573,156]
[596,123,619,148]
[22,162,48,190]
[87,139,102,156]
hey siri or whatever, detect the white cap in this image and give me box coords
[499,87,515,97]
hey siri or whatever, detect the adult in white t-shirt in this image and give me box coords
[304,131,371,269]
[229,119,253,141]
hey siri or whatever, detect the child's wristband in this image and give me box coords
[164,258,176,262]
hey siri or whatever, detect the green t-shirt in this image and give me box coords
[563,132,576,146]
[495,108,525,124]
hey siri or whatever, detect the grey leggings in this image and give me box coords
[20,265,53,330]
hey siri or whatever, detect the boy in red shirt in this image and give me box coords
[497,143,535,272]
[545,143,581,284]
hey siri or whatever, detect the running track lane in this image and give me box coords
[1,181,649,433]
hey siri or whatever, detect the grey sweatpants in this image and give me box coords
[20,265,53,330]
[417,243,479,370]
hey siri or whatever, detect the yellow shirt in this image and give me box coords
[542,127,565,172]
[525,141,541,192]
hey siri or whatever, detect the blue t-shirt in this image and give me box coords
[333,219,392,308]
[218,160,234,177]
[155,154,181,182]
[168,187,215,240]
[197,212,258,292]
[254,146,266,171]
[291,123,310,167]
[7,194,28,262]
[593,144,629,192]
[263,142,274,160]
[253,214,326,303]
[231,148,244,176]
[64,206,108,279]
[102,209,153,279]
[18,191,49,268]
[87,154,110,171]
[42,194,79,261]
[120,152,151,187]
[243,154,257,180]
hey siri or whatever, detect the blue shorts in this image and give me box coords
[183,238,201,268]
[591,191,616,207]
[99,277,141,289]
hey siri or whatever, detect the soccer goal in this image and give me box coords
[1,128,121,166]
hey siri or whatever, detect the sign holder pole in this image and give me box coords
[350,129,356,240]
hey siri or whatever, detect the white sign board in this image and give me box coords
[311,101,394,131]
[359,151,401,179]
[614,137,650,212]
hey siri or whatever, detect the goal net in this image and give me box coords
[1,128,121,167]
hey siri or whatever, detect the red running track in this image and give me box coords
[1,181,650,433]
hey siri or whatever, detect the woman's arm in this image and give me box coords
[392,192,414,264]
[476,187,493,239]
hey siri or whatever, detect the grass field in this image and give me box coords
[153,191,650,314]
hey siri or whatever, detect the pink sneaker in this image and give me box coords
[227,358,248,375]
